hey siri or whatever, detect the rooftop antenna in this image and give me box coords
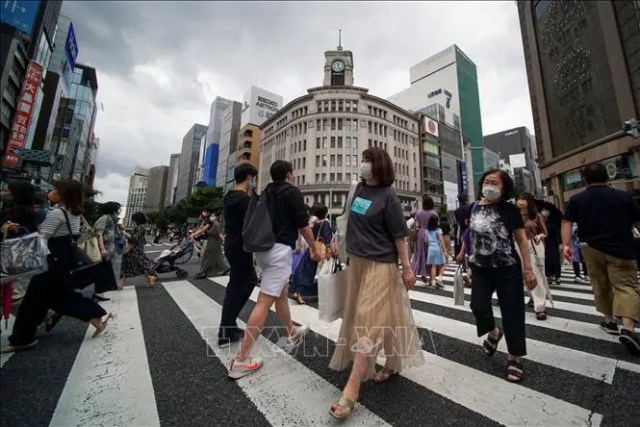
[337,29,343,51]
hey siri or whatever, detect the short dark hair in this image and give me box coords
[101,201,121,215]
[584,163,608,185]
[422,195,434,210]
[234,163,258,183]
[8,180,35,210]
[270,160,293,182]
[131,212,147,225]
[313,204,329,220]
[362,147,395,187]
[53,179,84,215]
[477,169,516,201]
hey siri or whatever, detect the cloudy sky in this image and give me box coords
[61,0,533,205]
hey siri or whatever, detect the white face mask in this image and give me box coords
[482,184,501,202]
[359,162,373,180]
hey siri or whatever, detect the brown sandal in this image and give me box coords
[295,293,306,305]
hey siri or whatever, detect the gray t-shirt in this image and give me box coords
[346,184,408,263]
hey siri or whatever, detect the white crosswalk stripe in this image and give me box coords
[1,263,638,426]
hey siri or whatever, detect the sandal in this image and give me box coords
[329,394,356,419]
[91,313,114,338]
[372,367,397,383]
[0,340,37,354]
[483,328,503,357]
[506,360,524,383]
[295,293,306,305]
[535,311,547,321]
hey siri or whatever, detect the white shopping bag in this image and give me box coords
[453,265,465,306]
[318,259,348,322]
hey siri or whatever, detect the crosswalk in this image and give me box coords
[1,263,638,426]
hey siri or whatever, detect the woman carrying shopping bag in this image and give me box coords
[328,147,425,419]
[290,204,333,304]
[515,193,553,321]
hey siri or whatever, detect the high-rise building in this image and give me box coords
[217,101,242,192]
[48,64,98,183]
[388,45,485,200]
[166,153,180,206]
[484,126,541,195]
[125,166,149,226]
[518,1,640,206]
[259,44,423,216]
[0,0,62,160]
[203,97,234,186]
[144,166,169,213]
[175,124,207,202]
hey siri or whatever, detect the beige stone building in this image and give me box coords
[259,45,423,216]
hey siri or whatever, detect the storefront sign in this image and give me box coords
[65,22,79,70]
[2,61,44,169]
[0,0,40,35]
[458,161,469,195]
[424,117,439,137]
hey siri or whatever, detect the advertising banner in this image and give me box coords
[424,117,439,137]
[0,0,40,35]
[509,153,527,169]
[2,61,44,169]
[457,161,469,196]
[241,86,283,127]
[65,22,79,71]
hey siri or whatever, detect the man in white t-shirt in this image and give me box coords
[406,213,417,256]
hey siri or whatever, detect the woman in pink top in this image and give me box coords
[410,196,438,282]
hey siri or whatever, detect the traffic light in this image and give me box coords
[623,119,639,138]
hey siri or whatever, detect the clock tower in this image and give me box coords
[323,36,354,87]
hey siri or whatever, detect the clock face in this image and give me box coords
[332,60,345,73]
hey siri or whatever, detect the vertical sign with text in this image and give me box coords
[2,61,44,169]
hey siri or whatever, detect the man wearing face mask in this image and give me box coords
[218,163,259,346]
[229,161,318,378]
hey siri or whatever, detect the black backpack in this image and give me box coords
[242,189,276,253]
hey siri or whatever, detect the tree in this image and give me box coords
[148,185,224,227]
[83,186,103,224]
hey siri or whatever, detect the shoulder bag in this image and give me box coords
[59,209,99,274]
[336,182,362,261]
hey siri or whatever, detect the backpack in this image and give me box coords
[242,189,276,253]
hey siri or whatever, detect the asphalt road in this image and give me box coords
[1,242,639,427]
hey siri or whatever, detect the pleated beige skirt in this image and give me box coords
[329,255,425,381]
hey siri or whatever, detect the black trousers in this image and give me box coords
[9,272,107,346]
[572,261,588,277]
[470,263,526,356]
[219,241,257,339]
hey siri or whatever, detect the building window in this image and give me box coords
[337,155,343,166]
[338,136,343,148]
[338,118,343,130]
[316,138,321,149]
[303,157,306,168]
[337,173,343,182]
[316,155,320,167]
[323,137,328,148]
[331,136,336,148]
[353,137,357,147]
[322,173,327,182]
[338,101,343,112]
[352,155,357,165]
[330,173,335,181]
[322,155,328,166]
[331,101,336,111]
[317,102,322,112]
[346,136,351,149]
[346,155,351,167]
[331,118,336,130]
[330,155,335,166]
[302,175,305,185]
[316,173,320,182]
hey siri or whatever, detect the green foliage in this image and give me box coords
[147,185,224,228]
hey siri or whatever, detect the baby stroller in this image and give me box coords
[149,240,193,279]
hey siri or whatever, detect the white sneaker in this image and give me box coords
[282,325,310,353]
[228,356,263,379]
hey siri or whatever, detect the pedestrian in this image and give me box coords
[426,214,448,288]
[515,193,553,321]
[191,210,211,257]
[290,203,333,304]
[562,163,640,356]
[542,206,562,285]
[1,180,111,354]
[228,160,319,379]
[193,212,228,280]
[454,194,472,286]
[457,169,537,382]
[410,195,438,282]
[439,215,452,258]
[328,147,424,419]
[218,164,259,347]
[118,212,155,288]
[92,201,123,300]
[570,224,589,283]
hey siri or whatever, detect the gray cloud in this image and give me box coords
[61,1,533,204]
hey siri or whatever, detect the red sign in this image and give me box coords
[2,61,44,169]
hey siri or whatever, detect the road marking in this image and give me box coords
[165,280,390,427]
[209,276,603,427]
[49,287,160,427]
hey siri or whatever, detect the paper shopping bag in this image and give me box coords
[318,260,349,322]
[453,265,465,306]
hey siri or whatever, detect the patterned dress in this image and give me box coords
[120,225,150,279]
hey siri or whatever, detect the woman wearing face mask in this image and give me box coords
[515,193,553,321]
[329,147,424,419]
[193,212,229,280]
[456,169,537,382]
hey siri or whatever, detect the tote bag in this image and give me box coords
[336,182,361,261]
[77,216,102,263]
[453,265,465,306]
[318,259,348,322]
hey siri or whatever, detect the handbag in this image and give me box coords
[318,258,348,322]
[78,216,102,263]
[313,220,328,262]
[59,209,99,274]
[1,230,50,285]
[336,182,362,261]
[453,265,465,306]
